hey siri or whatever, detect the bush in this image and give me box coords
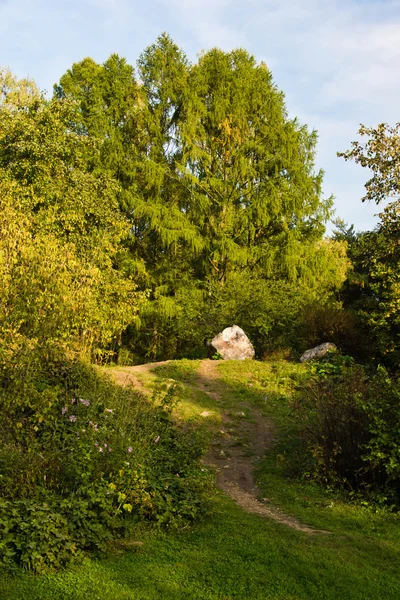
[127,273,327,361]
[0,358,212,572]
[294,355,400,507]
[0,499,79,573]
[294,302,371,360]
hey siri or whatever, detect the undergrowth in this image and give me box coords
[0,357,212,573]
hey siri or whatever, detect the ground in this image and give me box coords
[3,357,400,600]
[113,360,325,534]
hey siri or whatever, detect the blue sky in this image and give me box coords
[1,0,399,232]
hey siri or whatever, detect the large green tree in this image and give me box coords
[338,123,400,364]
[0,69,141,360]
[179,48,331,283]
[52,36,345,358]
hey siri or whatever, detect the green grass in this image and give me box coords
[3,358,400,599]
[3,493,400,599]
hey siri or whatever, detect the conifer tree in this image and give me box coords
[53,37,344,358]
[179,48,331,282]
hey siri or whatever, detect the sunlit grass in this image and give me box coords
[3,358,400,600]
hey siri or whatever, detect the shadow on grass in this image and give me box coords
[4,361,400,599]
[5,493,400,600]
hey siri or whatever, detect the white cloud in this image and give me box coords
[1,0,399,230]
[157,0,247,50]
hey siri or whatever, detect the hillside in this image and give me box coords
[3,358,400,600]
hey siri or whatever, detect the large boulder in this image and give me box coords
[210,325,255,360]
[300,342,337,363]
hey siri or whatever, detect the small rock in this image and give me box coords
[300,342,338,363]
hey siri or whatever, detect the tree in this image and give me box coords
[338,122,400,204]
[179,48,331,283]
[332,218,358,245]
[0,66,40,110]
[0,72,141,359]
[338,123,400,364]
[52,37,346,358]
[54,40,204,297]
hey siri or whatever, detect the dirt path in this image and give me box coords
[110,360,328,534]
[109,361,171,390]
[195,361,327,534]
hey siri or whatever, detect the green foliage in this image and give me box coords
[294,302,369,359]
[294,355,400,506]
[0,359,211,572]
[0,66,40,110]
[357,206,400,364]
[0,499,80,573]
[127,255,349,361]
[180,48,331,282]
[338,122,400,204]
[334,204,400,365]
[53,37,346,360]
[0,79,142,359]
[338,122,400,365]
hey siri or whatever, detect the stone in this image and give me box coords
[300,342,337,363]
[210,325,255,360]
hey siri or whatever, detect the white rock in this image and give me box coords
[210,325,255,360]
[300,342,337,363]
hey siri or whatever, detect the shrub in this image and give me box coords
[0,499,80,573]
[0,359,212,572]
[294,355,400,507]
[294,302,371,360]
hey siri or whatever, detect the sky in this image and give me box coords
[1,0,399,232]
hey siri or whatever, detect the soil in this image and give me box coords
[110,359,329,534]
[109,361,171,390]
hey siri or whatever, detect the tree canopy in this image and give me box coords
[0,35,349,362]
[338,122,400,204]
[338,122,400,365]
[50,34,345,358]
[0,69,141,363]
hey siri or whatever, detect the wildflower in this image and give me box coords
[89,421,93,426]
[81,429,86,433]
[104,443,107,448]
[108,447,112,452]
[93,424,98,431]
[69,415,77,422]
[71,398,77,405]
[105,408,113,414]
[98,447,103,452]
[154,436,160,444]
[127,447,133,453]
[94,442,99,447]
[61,407,67,415]
[79,399,90,407]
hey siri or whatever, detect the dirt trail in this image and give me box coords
[110,359,328,535]
[110,361,171,390]
[196,361,327,534]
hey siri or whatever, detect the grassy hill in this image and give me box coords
[2,358,400,600]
